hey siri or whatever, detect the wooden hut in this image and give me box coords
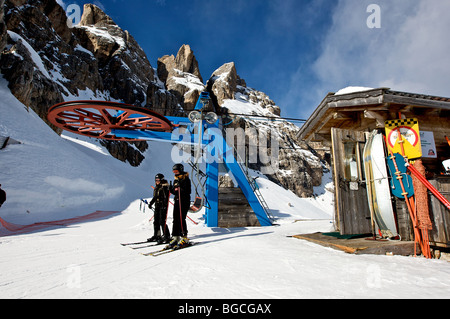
[298,88,450,248]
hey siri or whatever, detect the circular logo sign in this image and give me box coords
[388,126,419,149]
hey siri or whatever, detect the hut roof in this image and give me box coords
[298,88,450,143]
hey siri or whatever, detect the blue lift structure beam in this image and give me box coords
[48,93,272,227]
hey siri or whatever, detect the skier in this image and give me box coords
[167,163,192,249]
[147,174,171,244]
[0,184,5,208]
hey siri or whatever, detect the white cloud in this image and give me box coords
[287,0,450,119]
[313,0,450,97]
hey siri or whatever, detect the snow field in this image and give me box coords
[1,79,449,299]
[1,203,449,299]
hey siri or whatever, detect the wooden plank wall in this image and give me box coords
[394,198,414,241]
[331,128,372,235]
[218,188,261,228]
[395,177,450,247]
[429,178,450,247]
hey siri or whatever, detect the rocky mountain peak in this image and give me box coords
[156,44,204,111]
[207,63,324,197]
[79,4,117,27]
[175,44,203,83]
[0,0,156,165]
[158,44,202,83]
[207,62,238,107]
[75,5,154,105]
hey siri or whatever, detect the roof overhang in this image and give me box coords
[298,88,450,143]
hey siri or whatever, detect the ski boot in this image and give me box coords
[147,235,159,243]
[157,236,170,245]
[175,237,190,250]
[165,236,180,250]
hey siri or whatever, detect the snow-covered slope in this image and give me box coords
[1,194,449,299]
[0,77,174,224]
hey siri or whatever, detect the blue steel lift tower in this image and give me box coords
[47,93,273,227]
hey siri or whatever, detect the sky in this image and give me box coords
[57,0,450,121]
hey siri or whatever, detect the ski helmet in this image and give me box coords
[155,173,164,180]
[172,163,184,173]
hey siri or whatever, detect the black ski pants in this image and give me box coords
[172,199,190,237]
[154,204,170,238]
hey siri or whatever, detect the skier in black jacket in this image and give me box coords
[148,174,170,244]
[167,163,192,249]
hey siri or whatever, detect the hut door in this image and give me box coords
[331,128,372,235]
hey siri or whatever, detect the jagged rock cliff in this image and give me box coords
[155,44,205,112]
[205,62,324,197]
[0,0,326,197]
[0,1,154,165]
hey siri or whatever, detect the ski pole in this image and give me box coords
[178,187,184,235]
[163,191,171,238]
[188,215,199,225]
[149,207,155,222]
[140,199,149,213]
[159,187,198,225]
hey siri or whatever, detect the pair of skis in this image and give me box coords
[143,242,196,257]
[120,241,163,250]
[120,240,196,257]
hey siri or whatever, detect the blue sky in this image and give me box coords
[58,0,450,120]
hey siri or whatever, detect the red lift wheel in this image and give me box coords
[47,101,173,142]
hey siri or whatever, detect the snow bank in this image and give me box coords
[0,77,173,224]
[222,92,277,117]
[7,31,51,80]
[335,86,374,95]
[257,174,333,222]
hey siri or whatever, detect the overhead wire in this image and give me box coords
[145,107,308,123]
[226,113,307,123]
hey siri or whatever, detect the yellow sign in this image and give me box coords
[385,118,422,159]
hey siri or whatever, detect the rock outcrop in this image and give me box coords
[0,0,327,196]
[207,62,238,107]
[206,62,324,197]
[0,0,155,166]
[75,3,154,106]
[0,0,7,53]
[157,44,205,111]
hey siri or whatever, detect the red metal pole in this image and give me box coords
[407,164,450,210]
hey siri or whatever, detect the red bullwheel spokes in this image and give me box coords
[47,101,173,141]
